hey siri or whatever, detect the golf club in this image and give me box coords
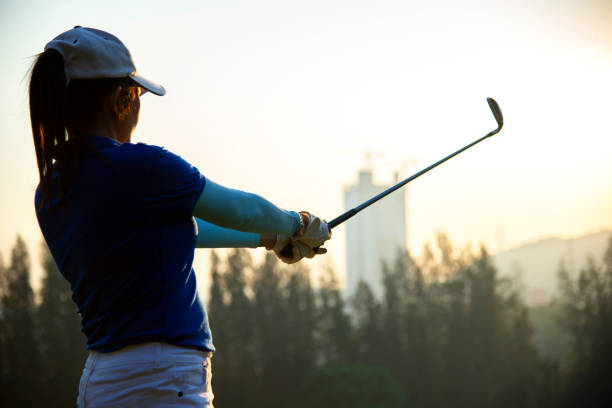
[282,97,503,258]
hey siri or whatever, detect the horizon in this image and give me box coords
[2,225,610,301]
[493,226,612,253]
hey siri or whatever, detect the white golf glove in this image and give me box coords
[273,234,314,264]
[294,211,332,249]
[273,212,331,263]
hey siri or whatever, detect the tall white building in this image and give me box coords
[344,169,407,299]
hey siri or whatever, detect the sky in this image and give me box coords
[1,0,611,293]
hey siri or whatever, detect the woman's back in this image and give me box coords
[35,135,212,352]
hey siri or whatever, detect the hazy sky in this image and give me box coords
[1,0,611,291]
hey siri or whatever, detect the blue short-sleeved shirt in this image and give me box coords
[35,135,214,352]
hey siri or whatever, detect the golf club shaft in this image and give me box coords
[280,97,503,258]
[328,128,500,229]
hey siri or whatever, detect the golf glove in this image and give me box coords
[273,234,315,264]
[294,211,332,249]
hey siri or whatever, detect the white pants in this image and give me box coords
[77,342,214,407]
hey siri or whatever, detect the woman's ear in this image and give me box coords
[108,86,123,119]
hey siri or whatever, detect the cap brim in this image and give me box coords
[130,74,165,96]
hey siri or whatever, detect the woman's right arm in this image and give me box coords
[192,179,302,235]
[133,145,318,257]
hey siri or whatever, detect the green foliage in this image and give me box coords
[37,242,87,407]
[0,238,86,407]
[0,236,41,407]
[251,252,291,408]
[297,362,405,408]
[557,236,612,407]
[208,248,257,408]
[316,265,354,364]
[529,304,570,366]
[206,236,561,408]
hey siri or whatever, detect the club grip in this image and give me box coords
[278,215,339,259]
[280,243,294,258]
[280,242,326,259]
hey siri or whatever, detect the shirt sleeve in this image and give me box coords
[195,218,260,248]
[135,145,206,221]
[193,179,301,235]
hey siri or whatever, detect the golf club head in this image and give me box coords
[487,97,503,131]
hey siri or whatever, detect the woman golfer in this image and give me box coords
[30,26,330,407]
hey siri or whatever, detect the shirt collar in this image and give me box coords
[88,135,121,148]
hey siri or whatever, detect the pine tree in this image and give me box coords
[380,250,412,382]
[206,250,233,406]
[0,252,8,402]
[351,280,384,366]
[37,241,87,407]
[0,236,41,406]
[251,252,289,408]
[558,236,612,407]
[220,249,256,407]
[316,265,353,365]
[283,263,317,402]
[394,249,439,407]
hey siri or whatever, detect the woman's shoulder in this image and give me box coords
[114,141,201,177]
[84,136,166,167]
[115,140,167,159]
[103,141,172,172]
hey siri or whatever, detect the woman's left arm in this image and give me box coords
[195,218,277,249]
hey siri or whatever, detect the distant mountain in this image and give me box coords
[492,230,612,305]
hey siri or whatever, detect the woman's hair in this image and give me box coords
[29,48,139,209]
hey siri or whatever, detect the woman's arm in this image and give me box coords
[192,179,329,262]
[194,218,278,249]
[192,179,301,235]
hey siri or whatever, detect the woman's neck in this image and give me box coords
[73,118,130,144]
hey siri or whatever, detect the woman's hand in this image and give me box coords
[272,235,315,264]
[276,212,332,260]
[295,211,331,249]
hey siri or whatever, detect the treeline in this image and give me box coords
[0,234,611,407]
[0,237,86,407]
[209,236,556,408]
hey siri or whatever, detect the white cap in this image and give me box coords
[45,26,165,96]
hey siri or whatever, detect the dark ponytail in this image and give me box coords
[29,50,139,209]
[29,49,68,208]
